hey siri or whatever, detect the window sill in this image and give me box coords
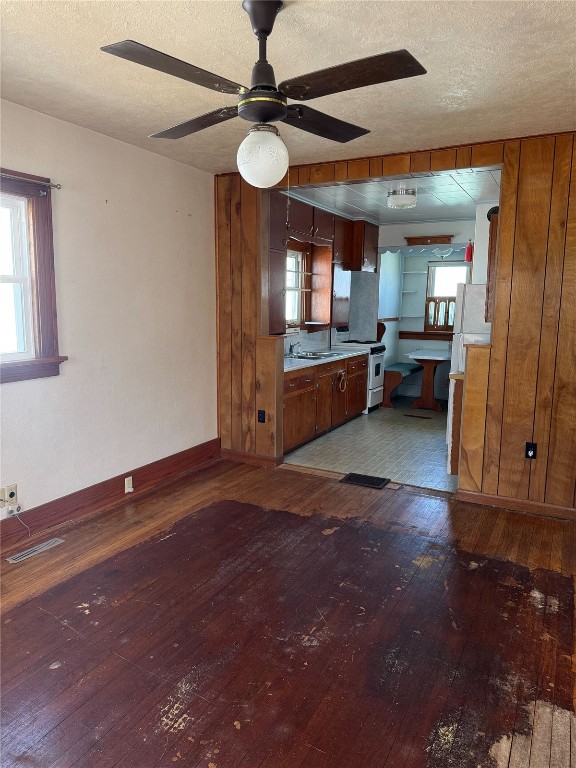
[1,356,68,384]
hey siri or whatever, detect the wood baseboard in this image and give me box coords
[221,449,283,468]
[0,438,221,553]
[455,489,576,522]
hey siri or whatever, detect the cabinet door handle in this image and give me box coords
[333,291,337,299]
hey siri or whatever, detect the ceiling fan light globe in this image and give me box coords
[237,124,289,188]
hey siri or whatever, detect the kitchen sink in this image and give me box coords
[287,351,343,360]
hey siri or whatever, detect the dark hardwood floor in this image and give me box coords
[1,460,574,767]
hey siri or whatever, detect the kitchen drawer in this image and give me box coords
[346,356,368,374]
[284,370,317,394]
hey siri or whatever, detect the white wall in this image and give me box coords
[0,101,217,513]
[377,219,476,248]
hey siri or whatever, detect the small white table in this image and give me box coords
[407,348,451,411]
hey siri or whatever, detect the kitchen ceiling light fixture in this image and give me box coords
[237,123,289,188]
[387,187,417,209]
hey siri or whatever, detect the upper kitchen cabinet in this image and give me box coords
[333,216,353,264]
[287,198,314,241]
[348,220,379,272]
[270,191,289,251]
[312,208,335,243]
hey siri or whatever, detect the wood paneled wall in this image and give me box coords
[215,132,575,516]
[216,175,284,463]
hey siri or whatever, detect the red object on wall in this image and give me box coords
[465,239,474,263]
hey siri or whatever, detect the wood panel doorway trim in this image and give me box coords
[215,132,576,519]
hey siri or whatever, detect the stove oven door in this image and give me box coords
[370,353,385,390]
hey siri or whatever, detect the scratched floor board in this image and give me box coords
[111,519,415,768]
[1,462,574,768]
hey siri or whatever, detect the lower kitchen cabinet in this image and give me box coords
[284,387,317,452]
[283,354,368,453]
[316,371,334,434]
[347,371,368,417]
[331,368,348,427]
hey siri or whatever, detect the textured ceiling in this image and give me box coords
[2,1,575,175]
[287,169,501,224]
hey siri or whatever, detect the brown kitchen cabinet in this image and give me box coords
[287,198,314,241]
[314,362,351,436]
[283,368,317,452]
[283,354,368,453]
[312,207,334,243]
[269,191,289,251]
[345,356,369,417]
[284,388,317,452]
[333,217,353,263]
[347,371,368,417]
[347,220,379,272]
[316,370,334,434]
[331,366,348,427]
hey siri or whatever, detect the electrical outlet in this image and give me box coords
[525,442,537,459]
[124,476,134,494]
[6,484,17,503]
[6,505,22,516]
[0,488,5,508]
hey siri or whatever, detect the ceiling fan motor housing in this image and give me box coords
[238,88,287,123]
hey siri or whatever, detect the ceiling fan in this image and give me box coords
[101,0,426,187]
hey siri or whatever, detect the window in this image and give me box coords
[425,262,469,332]
[285,242,310,329]
[1,195,35,359]
[0,169,66,383]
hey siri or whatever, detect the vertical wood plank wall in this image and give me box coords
[216,175,284,462]
[215,132,575,515]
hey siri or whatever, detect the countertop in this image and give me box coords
[283,349,367,372]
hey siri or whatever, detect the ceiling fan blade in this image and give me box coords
[284,105,369,143]
[279,49,426,101]
[150,107,238,139]
[101,40,248,95]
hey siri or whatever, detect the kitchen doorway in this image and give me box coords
[280,167,502,493]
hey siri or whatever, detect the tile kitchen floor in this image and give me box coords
[284,395,458,492]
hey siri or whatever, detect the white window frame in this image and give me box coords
[1,193,36,361]
[285,248,304,328]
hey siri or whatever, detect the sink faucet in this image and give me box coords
[288,341,301,355]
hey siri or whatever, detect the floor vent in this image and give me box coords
[6,538,64,564]
[341,474,390,489]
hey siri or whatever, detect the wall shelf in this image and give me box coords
[402,271,427,275]
[401,314,426,318]
[402,290,418,294]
